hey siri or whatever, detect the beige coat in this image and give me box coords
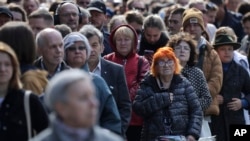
[201,41,223,115]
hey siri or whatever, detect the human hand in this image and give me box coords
[186,135,196,141]
[227,98,242,111]
[216,95,224,104]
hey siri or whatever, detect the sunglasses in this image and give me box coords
[67,46,86,52]
[133,7,145,12]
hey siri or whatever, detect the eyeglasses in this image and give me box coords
[60,12,78,18]
[133,7,145,12]
[67,46,86,52]
[158,60,174,67]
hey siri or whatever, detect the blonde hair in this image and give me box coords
[0,42,22,89]
[21,70,48,95]
[113,26,135,48]
[151,46,182,76]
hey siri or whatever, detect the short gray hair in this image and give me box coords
[44,69,93,111]
[79,24,104,44]
[36,28,62,48]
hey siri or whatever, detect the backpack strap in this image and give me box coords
[24,90,32,140]
[196,44,206,69]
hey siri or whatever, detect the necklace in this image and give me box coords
[158,77,170,90]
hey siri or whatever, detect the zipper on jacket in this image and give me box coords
[123,59,127,66]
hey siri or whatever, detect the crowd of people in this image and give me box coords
[0,0,250,141]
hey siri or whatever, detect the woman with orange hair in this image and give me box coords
[133,47,202,141]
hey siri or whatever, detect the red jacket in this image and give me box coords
[104,25,150,126]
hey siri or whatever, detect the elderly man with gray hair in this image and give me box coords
[63,32,122,136]
[31,69,123,141]
[35,28,70,79]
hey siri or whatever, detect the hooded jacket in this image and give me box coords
[104,24,150,126]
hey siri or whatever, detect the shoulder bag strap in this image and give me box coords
[137,56,143,82]
[196,45,206,69]
[24,90,32,140]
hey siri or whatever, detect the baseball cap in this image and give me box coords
[0,6,13,20]
[87,0,106,14]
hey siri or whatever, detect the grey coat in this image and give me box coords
[133,74,202,141]
[30,119,124,141]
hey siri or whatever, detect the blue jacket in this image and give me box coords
[81,64,122,136]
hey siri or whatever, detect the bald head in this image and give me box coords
[36,28,62,48]
[58,2,80,31]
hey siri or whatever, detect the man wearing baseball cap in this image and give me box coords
[0,6,13,27]
[87,0,112,56]
[182,8,223,124]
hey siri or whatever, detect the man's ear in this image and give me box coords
[37,47,42,58]
[55,102,68,119]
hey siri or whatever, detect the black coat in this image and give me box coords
[100,58,131,137]
[211,61,250,141]
[0,89,49,141]
[133,74,202,141]
[138,32,169,55]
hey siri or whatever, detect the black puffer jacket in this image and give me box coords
[133,74,202,141]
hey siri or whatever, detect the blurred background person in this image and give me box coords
[0,6,13,27]
[236,1,250,16]
[238,12,250,64]
[8,3,27,22]
[124,10,144,51]
[0,21,37,74]
[53,2,80,32]
[108,14,127,33]
[167,7,185,36]
[78,7,90,31]
[0,42,49,141]
[77,0,90,8]
[28,8,54,38]
[208,0,245,42]
[138,14,169,65]
[54,24,72,38]
[22,0,39,16]
[205,1,218,24]
[126,0,148,17]
[31,69,123,141]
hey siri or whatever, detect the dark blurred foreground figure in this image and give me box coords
[31,69,123,141]
[133,47,202,141]
[0,42,49,141]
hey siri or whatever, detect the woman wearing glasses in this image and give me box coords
[63,32,122,136]
[167,32,212,138]
[133,47,202,141]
